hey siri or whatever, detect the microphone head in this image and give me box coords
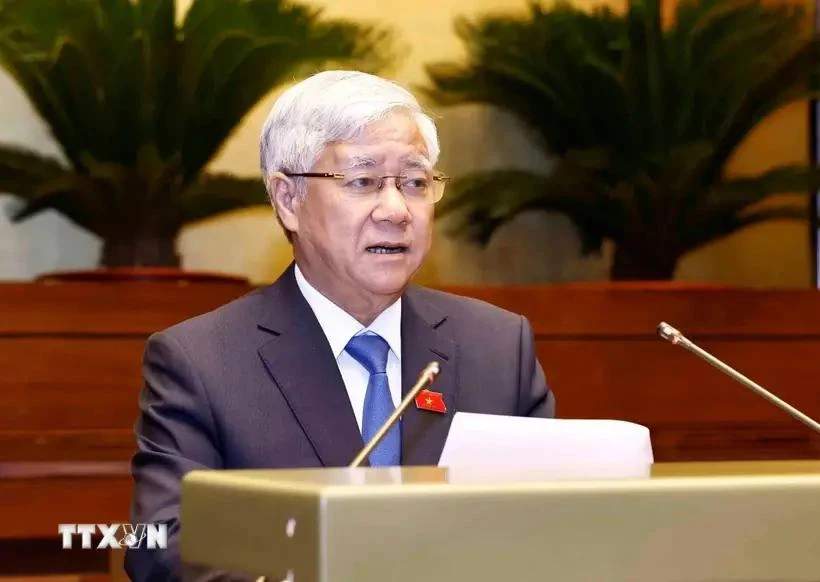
[426,361,441,381]
[657,321,682,344]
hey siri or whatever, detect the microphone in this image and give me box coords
[349,361,441,468]
[657,321,820,434]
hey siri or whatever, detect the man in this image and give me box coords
[125,70,555,581]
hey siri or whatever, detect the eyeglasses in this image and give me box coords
[283,170,450,204]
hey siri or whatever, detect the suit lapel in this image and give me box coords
[256,264,366,467]
[400,288,459,466]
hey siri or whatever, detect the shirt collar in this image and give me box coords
[294,263,402,361]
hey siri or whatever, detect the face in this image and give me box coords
[272,112,435,314]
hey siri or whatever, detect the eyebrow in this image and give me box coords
[340,154,432,171]
[400,155,432,170]
[342,156,378,170]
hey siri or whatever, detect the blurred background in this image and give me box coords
[0,0,817,287]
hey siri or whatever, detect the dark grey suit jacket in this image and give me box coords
[125,263,554,581]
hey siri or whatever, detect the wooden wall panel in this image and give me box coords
[0,280,251,335]
[0,280,251,578]
[2,281,820,464]
[0,339,146,431]
[444,284,820,462]
[0,431,135,463]
[0,467,132,539]
[0,281,251,465]
[536,339,820,422]
[443,284,820,335]
[0,461,132,579]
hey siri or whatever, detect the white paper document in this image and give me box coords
[439,412,654,482]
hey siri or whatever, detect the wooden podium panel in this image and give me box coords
[180,461,820,582]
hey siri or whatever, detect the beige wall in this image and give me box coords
[0,0,813,287]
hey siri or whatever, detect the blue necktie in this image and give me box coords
[344,333,400,466]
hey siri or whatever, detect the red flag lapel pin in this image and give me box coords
[415,389,447,413]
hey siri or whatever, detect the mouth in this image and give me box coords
[366,243,409,255]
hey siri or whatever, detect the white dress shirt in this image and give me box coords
[294,264,402,432]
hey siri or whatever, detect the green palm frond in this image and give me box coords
[436,169,554,243]
[424,3,631,154]
[0,144,68,197]
[438,164,625,253]
[175,0,394,179]
[425,0,820,279]
[704,165,820,211]
[681,165,820,248]
[684,205,808,253]
[13,177,112,228]
[0,0,393,266]
[177,175,269,224]
[684,35,820,203]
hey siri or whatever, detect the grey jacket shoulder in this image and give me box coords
[151,282,537,373]
[160,282,529,340]
[406,284,529,328]
[406,284,553,419]
[154,286,270,343]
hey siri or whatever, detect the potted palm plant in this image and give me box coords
[424,0,820,281]
[0,0,391,279]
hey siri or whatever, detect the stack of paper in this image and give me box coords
[439,412,654,482]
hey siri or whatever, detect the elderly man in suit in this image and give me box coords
[125,70,555,581]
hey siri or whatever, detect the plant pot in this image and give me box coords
[556,280,736,291]
[35,267,251,287]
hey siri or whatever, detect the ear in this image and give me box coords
[269,172,301,235]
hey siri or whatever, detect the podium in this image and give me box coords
[180,460,820,582]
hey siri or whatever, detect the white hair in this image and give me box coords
[259,70,440,200]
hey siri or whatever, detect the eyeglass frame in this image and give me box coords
[282,171,450,204]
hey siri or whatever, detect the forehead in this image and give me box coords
[329,113,430,168]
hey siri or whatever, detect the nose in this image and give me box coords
[371,178,411,224]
